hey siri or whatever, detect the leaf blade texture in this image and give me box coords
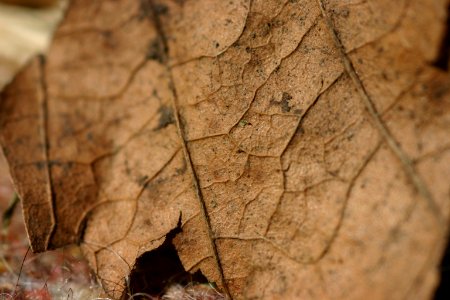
[1,0,450,299]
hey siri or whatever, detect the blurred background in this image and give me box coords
[0,0,66,90]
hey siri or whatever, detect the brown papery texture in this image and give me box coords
[1,0,450,299]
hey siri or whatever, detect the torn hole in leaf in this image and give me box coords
[123,221,217,299]
[434,234,450,299]
[433,4,450,71]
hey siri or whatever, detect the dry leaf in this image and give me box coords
[1,0,450,299]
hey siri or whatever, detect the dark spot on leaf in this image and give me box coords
[154,3,169,15]
[168,81,175,92]
[35,161,46,170]
[425,75,450,102]
[139,0,152,20]
[125,159,132,176]
[86,132,94,141]
[101,30,116,48]
[156,105,175,130]
[417,142,423,152]
[329,170,338,177]
[147,39,165,63]
[238,119,251,127]
[137,175,149,186]
[340,8,350,18]
[281,92,293,112]
[296,126,305,135]
[176,159,187,175]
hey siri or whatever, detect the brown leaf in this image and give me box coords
[1,0,450,299]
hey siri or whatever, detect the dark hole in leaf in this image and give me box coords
[123,219,210,299]
[433,4,450,70]
[434,234,450,299]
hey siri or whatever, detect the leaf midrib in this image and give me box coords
[145,1,233,298]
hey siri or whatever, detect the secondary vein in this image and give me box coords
[317,0,445,226]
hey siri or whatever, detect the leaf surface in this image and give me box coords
[1,0,450,299]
